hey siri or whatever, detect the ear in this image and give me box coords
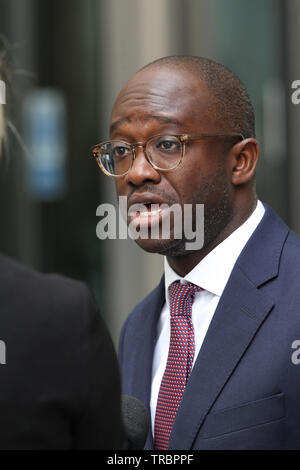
[230,138,259,186]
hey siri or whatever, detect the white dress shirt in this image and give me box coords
[150,200,265,434]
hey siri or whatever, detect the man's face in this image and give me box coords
[110,66,235,255]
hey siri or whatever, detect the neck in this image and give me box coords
[167,197,258,277]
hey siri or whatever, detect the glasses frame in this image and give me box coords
[92,132,245,178]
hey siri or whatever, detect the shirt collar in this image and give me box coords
[164,200,265,306]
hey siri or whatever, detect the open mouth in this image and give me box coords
[134,204,161,217]
[128,203,166,227]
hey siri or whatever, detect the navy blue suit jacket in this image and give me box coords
[119,204,300,449]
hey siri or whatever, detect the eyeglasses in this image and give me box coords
[91,133,244,177]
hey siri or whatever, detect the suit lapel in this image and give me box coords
[129,276,165,449]
[168,204,289,449]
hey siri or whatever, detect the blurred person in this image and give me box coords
[0,59,124,450]
[93,55,300,450]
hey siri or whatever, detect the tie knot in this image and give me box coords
[168,281,201,317]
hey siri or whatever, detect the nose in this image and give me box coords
[124,145,161,186]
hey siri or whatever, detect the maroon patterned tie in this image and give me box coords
[154,281,201,450]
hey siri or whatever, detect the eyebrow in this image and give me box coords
[109,115,182,135]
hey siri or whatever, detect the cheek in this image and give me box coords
[191,148,220,176]
[176,164,230,206]
[186,147,232,193]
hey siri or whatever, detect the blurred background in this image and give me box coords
[0,0,299,344]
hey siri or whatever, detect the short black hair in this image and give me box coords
[142,55,255,139]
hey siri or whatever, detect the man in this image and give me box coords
[0,64,123,449]
[93,55,300,450]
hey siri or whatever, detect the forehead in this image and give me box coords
[110,67,216,134]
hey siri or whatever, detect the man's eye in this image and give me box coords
[156,139,180,152]
[113,146,130,157]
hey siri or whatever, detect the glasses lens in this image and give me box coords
[146,135,182,169]
[98,141,132,176]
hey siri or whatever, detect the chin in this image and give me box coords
[134,237,187,256]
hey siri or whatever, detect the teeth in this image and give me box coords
[139,210,160,217]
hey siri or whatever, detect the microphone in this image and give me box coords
[122,395,150,450]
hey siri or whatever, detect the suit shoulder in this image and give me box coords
[281,230,300,268]
[0,252,83,286]
[278,230,300,278]
[285,230,300,251]
[0,253,93,323]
